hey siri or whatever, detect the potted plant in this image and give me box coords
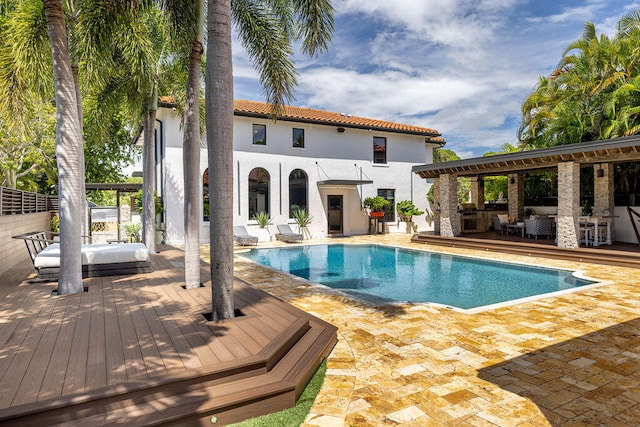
[123,222,142,243]
[251,211,272,241]
[363,196,390,218]
[292,208,314,239]
[396,200,424,222]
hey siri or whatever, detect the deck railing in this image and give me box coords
[0,187,58,215]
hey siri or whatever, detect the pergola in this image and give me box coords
[412,135,640,248]
[85,183,143,241]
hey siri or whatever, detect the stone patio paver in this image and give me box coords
[225,234,640,426]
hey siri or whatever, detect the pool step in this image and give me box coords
[411,234,640,269]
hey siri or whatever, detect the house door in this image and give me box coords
[327,195,343,235]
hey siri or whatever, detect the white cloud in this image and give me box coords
[229,0,637,158]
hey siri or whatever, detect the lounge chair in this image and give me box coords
[13,231,152,281]
[275,224,303,243]
[233,226,258,246]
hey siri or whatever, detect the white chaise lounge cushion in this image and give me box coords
[34,243,150,269]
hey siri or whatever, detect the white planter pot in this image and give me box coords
[402,221,416,234]
[253,227,272,242]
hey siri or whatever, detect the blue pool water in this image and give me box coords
[241,244,595,310]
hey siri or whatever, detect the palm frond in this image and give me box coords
[232,0,297,113]
[293,0,334,56]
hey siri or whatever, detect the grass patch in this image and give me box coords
[226,359,327,427]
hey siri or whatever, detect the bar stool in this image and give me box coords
[578,216,594,246]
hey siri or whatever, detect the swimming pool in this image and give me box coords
[241,244,596,310]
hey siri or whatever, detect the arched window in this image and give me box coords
[203,169,209,221]
[249,167,270,218]
[289,169,308,217]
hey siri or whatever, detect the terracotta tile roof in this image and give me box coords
[233,100,441,139]
[158,96,444,142]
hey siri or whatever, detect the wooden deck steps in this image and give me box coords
[0,246,337,426]
[411,234,640,268]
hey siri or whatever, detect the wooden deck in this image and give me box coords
[0,246,337,426]
[412,232,640,268]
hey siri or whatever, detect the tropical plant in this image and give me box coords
[123,222,142,243]
[205,0,334,320]
[519,11,640,147]
[50,213,60,232]
[395,200,424,222]
[362,196,391,213]
[134,190,163,215]
[292,208,314,228]
[252,211,272,228]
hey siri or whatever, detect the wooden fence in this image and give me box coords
[0,187,58,215]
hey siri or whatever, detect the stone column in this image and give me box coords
[470,177,485,209]
[594,163,615,241]
[432,178,441,234]
[507,173,524,220]
[557,162,580,248]
[439,173,460,237]
[593,164,614,215]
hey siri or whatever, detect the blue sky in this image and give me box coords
[232,0,640,159]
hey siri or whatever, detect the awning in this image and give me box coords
[86,183,143,192]
[316,179,373,187]
[412,135,640,179]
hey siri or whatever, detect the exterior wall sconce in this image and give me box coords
[337,127,345,133]
[597,165,604,177]
[509,177,515,184]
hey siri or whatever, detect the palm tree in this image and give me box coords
[205,0,334,320]
[44,0,84,293]
[0,1,166,293]
[179,1,205,289]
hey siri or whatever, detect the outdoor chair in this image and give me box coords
[233,226,258,246]
[275,224,303,243]
[491,214,508,234]
[524,217,555,239]
[13,231,152,281]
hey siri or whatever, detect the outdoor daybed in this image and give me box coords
[13,231,152,281]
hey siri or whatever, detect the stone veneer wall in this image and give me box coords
[507,173,524,220]
[557,162,580,248]
[594,163,616,241]
[470,177,484,209]
[432,178,440,234]
[439,173,460,237]
[0,212,51,277]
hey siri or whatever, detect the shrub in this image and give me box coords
[396,200,424,222]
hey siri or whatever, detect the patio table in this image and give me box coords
[505,223,525,237]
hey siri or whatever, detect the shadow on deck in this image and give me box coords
[0,245,337,426]
[412,232,640,269]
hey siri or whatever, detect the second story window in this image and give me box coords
[373,136,386,164]
[293,128,305,148]
[253,124,266,145]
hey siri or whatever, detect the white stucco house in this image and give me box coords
[152,99,444,244]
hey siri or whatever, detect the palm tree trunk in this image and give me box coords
[72,65,88,238]
[143,92,157,254]
[206,0,234,320]
[44,0,83,294]
[183,0,205,289]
